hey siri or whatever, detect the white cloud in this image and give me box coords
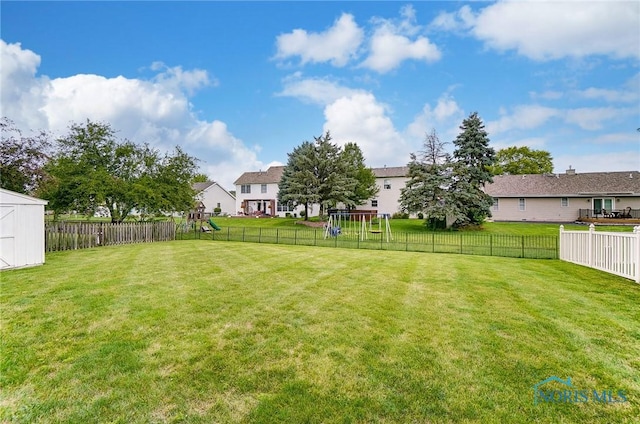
[276,74,365,106]
[406,93,464,142]
[150,61,216,96]
[323,93,408,166]
[564,107,635,131]
[529,90,563,101]
[0,40,262,190]
[0,40,49,130]
[487,105,559,134]
[274,13,364,67]
[361,5,441,73]
[471,1,640,60]
[574,87,638,104]
[429,5,475,32]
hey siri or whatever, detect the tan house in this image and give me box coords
[484,169,640,222]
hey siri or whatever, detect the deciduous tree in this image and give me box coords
[43,120,199,222]
[490,146,553,175]
[0,117,51,195]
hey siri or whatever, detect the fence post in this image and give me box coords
[405,232,408,252]
[558,225,564,260]
[588,224,595,267]
[634,226,640,284]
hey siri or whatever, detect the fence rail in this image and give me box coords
[559,224,640,283]
[45,221,176,252]
[177,226,559,259]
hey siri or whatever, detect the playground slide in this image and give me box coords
[208,218,221,231]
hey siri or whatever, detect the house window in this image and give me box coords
[561,197,568,207]
[493,198,499,211]
[216,202,221,208]
[261,184,267,194]
[241,184,251,194]
[384,179,391,190]
[519,198,526,211]
[372,199,378,207]
[277,202,293,212]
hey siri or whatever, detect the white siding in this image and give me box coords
[197,183,236,215]
[0,189,48,270]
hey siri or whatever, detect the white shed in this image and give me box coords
[0,189,48,270]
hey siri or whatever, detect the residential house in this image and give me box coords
[193,181,236,216]
[234,166,299,216]
[361,166,409,216]
[234,165,410,217]
[484,169,640,222]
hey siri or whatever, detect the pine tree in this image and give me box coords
[400,129,462,229]
[452,112,496,225]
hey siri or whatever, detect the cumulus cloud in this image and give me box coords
[276,73,365,106]
[471,1,640,61]
[487,105,559,134]
[361,5,441,73]
[323,93,408,166]
[429,5,475,32]
[0,40,263,189]
[274,13,364,67]
[406,92,465,142]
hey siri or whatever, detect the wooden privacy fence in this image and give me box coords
[559,224,640,283]
[45,221,176,252]
[179,226,559,259]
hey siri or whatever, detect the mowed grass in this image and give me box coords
[1,241,639,423]
[207,216,633,236]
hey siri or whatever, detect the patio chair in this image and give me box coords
[620,206,632,219]
[601,208,612,218]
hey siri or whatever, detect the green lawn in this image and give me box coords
[2,241,639,423]
[206,216,633,236]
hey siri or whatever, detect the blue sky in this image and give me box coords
[2,1,639,189]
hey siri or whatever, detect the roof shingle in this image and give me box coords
[485,171,640,197]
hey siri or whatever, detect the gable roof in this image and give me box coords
[0,188,49,205]
[192,181,236,199]
[373,166,408,178]
[234,166,285,185]
[192,181,216,192]
[485,171,640,197]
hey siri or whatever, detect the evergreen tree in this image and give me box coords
[341,142,379,209]
[278,141,319,220]
[313,132,353,217]
[452,112,496,225]
[400,129,461,229]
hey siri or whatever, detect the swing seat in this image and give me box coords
[370,230,381,234]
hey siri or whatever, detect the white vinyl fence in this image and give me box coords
[559,224,640,283]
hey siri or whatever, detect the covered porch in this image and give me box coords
[240,199,276,216]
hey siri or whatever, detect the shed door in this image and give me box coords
[0,206,16,269]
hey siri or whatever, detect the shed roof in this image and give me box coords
[0,188,49,205]
[485,171,640,197]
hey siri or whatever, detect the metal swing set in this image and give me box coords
[323,211,393,242]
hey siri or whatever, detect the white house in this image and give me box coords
[193,181,236,216]
[233,165,410,217]
[0,189,48,270]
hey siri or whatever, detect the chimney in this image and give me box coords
[566,166,576,175]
